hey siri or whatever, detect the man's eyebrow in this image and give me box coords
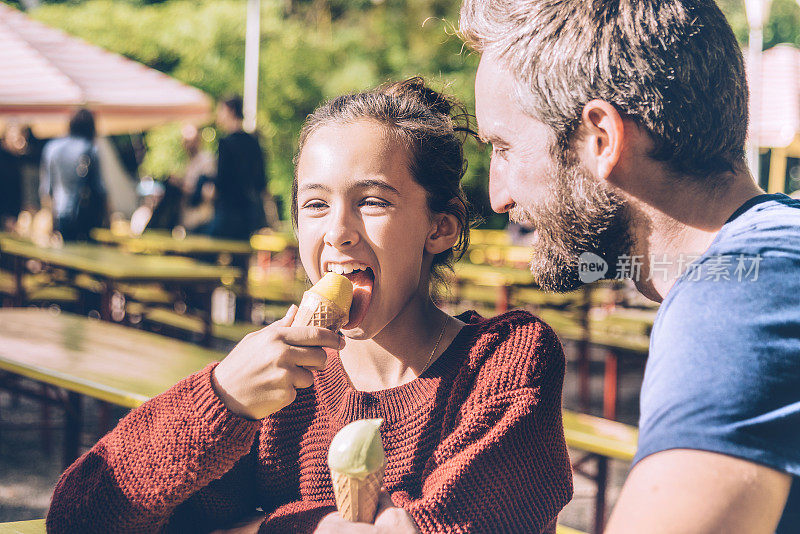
[477,129,507,145]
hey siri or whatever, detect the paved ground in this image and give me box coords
[0,340,645,532]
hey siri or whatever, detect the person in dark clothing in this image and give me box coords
[208,95,268,240]
[11,125,44,212]
[0,132,23,231]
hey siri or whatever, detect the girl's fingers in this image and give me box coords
[280,326,344,350]
[275,305,298,327]
[287,365,315,389]
[285,346,328,370]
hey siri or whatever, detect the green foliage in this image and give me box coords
[764,0,800,49]
[718,0,800,49]
[139,123,187,179]
[27,0,798,227]
[28,0,494,222]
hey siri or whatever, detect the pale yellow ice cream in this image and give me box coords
[327,419,385,480]
[309,272,353,312]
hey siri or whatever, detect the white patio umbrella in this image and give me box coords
[0,3,212,138]
[748,43,800,194]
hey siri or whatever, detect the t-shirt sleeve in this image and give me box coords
[635,251,800,477]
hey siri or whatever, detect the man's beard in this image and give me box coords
[510,154,632,292]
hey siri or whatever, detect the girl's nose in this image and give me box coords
[323,209,360,248]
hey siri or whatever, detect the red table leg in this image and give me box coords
[603,350,619,421]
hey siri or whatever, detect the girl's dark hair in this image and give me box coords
[293,77,475,285]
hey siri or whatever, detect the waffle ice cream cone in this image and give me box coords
[330,468,384,522]
[292,272,353,330]
[328,419,386,523]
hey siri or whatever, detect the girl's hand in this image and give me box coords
[314,492,419,533]
[212,306,345,420]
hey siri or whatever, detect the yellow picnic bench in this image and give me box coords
[537,307,653,420]
[90,228,253,263]
[0,235,241,344]
[0,519,45,533]
[563,409,638,534]
[0,308,222,467]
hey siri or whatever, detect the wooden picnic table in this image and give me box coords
[0,308,222,467]
[0,309,618,534]
[90,228,253,264]
[0,235,240,343]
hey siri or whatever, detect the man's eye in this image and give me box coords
[491,145,508,158]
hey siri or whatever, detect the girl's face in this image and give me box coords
[296,120,438,339]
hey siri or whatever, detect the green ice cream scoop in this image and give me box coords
[327,418,386,480]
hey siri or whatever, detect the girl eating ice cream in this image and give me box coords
[47,78,572,534]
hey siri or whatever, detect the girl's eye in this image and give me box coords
[301,200,328,210]
[360,198,391,208]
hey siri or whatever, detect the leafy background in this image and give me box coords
[3,0,797,223]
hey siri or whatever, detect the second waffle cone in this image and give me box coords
[330,469,384,523]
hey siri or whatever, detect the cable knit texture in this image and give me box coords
[47,310,572,533]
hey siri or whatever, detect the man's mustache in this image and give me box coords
[509,206,534,226]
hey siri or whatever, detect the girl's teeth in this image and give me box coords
[327,263,367,275]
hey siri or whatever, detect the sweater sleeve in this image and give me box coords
[393,323,573,534]
[46,363,262,533]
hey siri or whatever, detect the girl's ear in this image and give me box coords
[425,212,461,255]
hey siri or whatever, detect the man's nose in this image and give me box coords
[323,208,360,248]
[489,169,515,213]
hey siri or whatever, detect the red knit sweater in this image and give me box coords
[47,311,572,533]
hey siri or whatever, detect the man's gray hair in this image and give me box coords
[460,0,748,177]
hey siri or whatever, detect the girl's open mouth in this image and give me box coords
[342,267,374,329]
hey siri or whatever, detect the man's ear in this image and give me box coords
[578,99,625,182]
[425,212,461,255]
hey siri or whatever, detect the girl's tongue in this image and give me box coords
[343,268,374,329]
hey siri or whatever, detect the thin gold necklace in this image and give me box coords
[420,316,447,375]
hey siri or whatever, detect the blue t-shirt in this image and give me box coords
[635,193,800,533]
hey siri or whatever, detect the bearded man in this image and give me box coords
[461,1,800,533]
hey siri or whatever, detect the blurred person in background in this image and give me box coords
[0,125,23,231]
[206,95,268,239]
[12,125,44,213]
[40,108,108,241]
[176,123,216,232]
